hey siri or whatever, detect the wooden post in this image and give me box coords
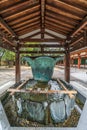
[78,55,81,69]
[71,57,74,67]
[65,45,70,83]
[15,45,20,83]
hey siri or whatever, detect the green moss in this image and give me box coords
[75,98,84,110]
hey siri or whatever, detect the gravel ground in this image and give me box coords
[0,65,87,87]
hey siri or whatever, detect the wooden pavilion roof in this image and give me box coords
[0,0,87,53]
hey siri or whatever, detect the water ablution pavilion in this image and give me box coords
[0,0,87,130]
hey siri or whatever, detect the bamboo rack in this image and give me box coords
[57,79,76,98]
[10,78,29,96]
[7,88,77,95]
[8,78,77,98]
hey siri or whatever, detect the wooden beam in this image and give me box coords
[46,11,78,25]
[14,21,40,32]
[20,38,65,43]
[0,16,17,37]
[0,31,17,47]
[70,47,87,55]
[45,24,67,35]
[46,25,67,36]
[47,0,86,17]
[12,16,40,29]
[17,26,40,36]
[70,41,86,52]
[0,0,8,4]
[8,11,40,26]
[45,31,63,39]
[0,0,39,14]
[3,36,17,47]
[40,0,45,39]
[0,43,15,52]
[84,30,87,45]
[45,16,74,29]
[21,44,64,48]
[20,56,64,59]
[4,5,40,21]
[24,31,41,39]
[46,5,82,20]
[69,33,84,47]
[20,50,65,54]
[61,0,87,12]
[45,20,71,31]
[69,16,87,37]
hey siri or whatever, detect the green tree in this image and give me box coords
[2,50,15,67]
[0,47,5,66]
[2,50,15,61]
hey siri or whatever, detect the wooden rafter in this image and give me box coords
[12,16,40,29]
[45,16,74,29]
[0,0,39,14]
[2,36,17,47]
[84,30,87,45]
[61,0,87,12]
[0,0,86,52]
[70,43,86,52]
[0,31,17,47]
[69,33,84,47]
[69,16,87,37]
[8,11,40,26]
[47,0,86,17]
[0,42,15,52]
[17,25,40,36]
[14,21,40,32]
[45,20,72,31]
[45,31,65,40]
[0,0,8,4]
[46,12,78,26]
[41,0,45,39]
[24,31,41,39]
[46,5,82,20]
[46,25,67,36]
[19,56,63,59]
[70,47,87,55]
[0,16,17,37]
[4,5,40,21]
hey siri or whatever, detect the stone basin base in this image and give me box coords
[0,80,87,129]
[14,79,76,124]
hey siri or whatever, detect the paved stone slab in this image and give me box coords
[70,81,87,98]
[0,81,15,96]
[77,100,87,130]
[10,127,77,130]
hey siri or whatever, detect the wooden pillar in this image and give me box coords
[84,30,87,45]
[15,46,20,83]
[71,58,74,67]
[65,45,70,83]
[78,55,81,69]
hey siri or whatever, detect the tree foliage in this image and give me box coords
[2,50,15,61]
[0,48,5,65]
[0,47,5,57]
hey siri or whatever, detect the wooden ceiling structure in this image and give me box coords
[0,0,87,83]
